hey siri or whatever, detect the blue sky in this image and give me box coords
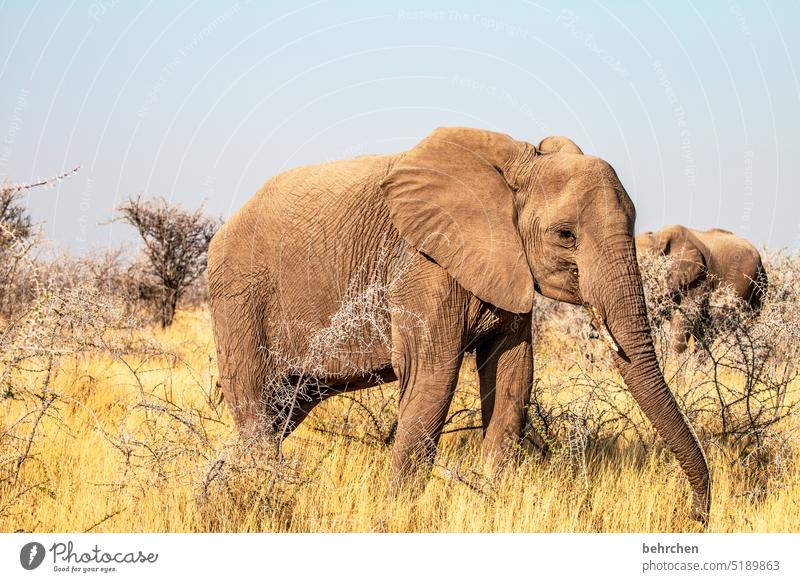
[1,0,798,253]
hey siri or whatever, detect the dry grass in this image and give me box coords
[1,286,798,531]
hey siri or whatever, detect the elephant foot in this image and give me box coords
[481,437,526,474]
[387,454,433,500]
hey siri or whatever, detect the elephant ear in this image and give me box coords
[538,136,583,155]
[381,127,534,313]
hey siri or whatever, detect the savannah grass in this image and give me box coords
[1,297,798,533]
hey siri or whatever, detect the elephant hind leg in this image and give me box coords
[209,288,272,438]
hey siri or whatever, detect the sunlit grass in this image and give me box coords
[1,309,798,533]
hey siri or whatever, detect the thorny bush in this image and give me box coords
[525,250,798,498]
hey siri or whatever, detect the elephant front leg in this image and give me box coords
[670,308,693,354]
[387,253,474,492]
[389,352,463,493]
[476,323,533,467]
[671,286,710,354]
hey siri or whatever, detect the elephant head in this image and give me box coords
[637,226,711,295]
[382,127,710,520]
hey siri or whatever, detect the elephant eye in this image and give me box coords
[557,228,576,242]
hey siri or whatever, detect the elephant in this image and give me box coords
[207,127,711,521]
[636,225,767,353]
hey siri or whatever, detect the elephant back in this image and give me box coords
[693,228,764,304]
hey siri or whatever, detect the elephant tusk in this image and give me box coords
[586,304,620,354]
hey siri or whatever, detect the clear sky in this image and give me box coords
[1,0,798,254]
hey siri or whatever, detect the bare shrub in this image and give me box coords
[0,186,33,250]
[181,270,210,309]
[0,229,41,319]
[35,249,111,298]
[639,250,797,461]
[107,366,307,527]
[15,247,161,322]
[0,167,79,318]
[524,249,798,499]
[689,251,799,492]
[306,386,399,449]
[0,273,305,528]
[0,284,141,522]
[0,268,303,528]
[115,195,220,327]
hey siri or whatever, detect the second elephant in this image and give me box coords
[636,225,768,353]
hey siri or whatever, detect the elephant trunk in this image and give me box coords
[585,233,711,522]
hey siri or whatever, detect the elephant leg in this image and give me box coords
[670,308,693,354]
[387,274,471,491]
[389,346,463,491]
[476,322,533,467]
[210,295,271,438]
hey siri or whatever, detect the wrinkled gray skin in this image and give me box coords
[208,128,711,522]
[637,225,767,353]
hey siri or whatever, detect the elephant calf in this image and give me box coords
[636,225,768,353]
[208,127,711,521]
